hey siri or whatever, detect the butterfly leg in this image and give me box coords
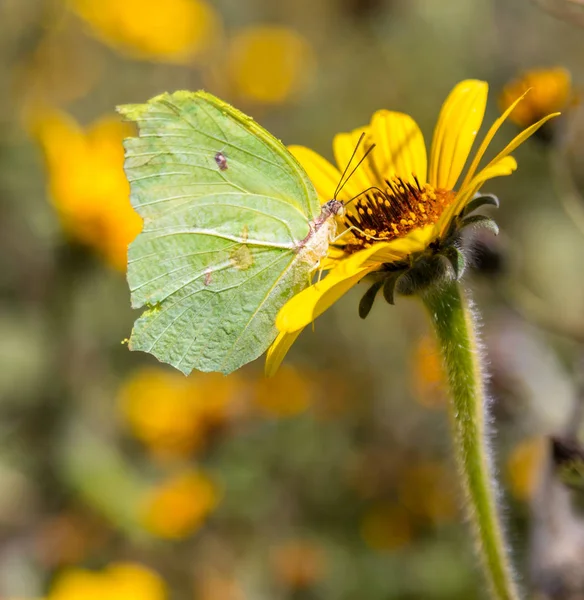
[331,225,388,244]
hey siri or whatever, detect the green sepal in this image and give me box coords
[396,255,449,296]
[359,280,384,319]
[462,194,500,217]
[441,245,466,280]
[459,215,500,236]
[382,271,402,305]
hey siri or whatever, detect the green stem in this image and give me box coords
[421,280,520,600]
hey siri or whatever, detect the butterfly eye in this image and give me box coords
[333,200,345,217]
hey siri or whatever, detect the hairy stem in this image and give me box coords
[422,280,520,600]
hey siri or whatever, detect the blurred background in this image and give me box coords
[2,0,584,598]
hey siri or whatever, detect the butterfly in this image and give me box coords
[118,91,370,375]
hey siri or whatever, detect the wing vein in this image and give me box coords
[143,253,289,355]
[219,253,301,369]
[143,229,296,250]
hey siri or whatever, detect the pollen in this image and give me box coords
[342,177,455,254]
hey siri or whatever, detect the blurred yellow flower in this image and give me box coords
[70,0,221,63]
[119,367,243,459]
[398,461,458,524]
[141,470,219,539]
[48,562,167,600]
[506,437,546,501]
[253,365,315,417]
[270,540,326,589]
[360,503,413,551]
[411,335,447,409]
[499,67,574,131]
[227,26,316,104]
[30,109,141,270]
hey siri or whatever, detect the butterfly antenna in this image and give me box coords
[333,132,366,199]
[344,185,387,208]
[334,143,377,200]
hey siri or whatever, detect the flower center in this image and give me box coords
[341,177,455,254]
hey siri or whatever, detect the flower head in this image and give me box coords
[140,469,219,539]
[30,109,142,270]
[226,26,316,105]
[499,67,575,136]
[48,562,167,600]
[119,367,243,460]
[265,80,559,375]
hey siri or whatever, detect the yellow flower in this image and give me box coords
[48,562,167,600]
[30,109,141,270]
[141,470,219,539]
[70,0,221,63]
[227,26,316,104]
[119,367,243,460]
[499,67,574,131]
[265,80,559,375]
[506,437,546,501]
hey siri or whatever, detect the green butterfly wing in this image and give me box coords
[118,91,321,374]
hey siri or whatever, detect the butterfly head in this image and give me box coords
[323,199,345,218]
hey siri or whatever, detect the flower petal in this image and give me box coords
[437,155,518,237]
[487,112,561,167]
[276,239,420,334]
[319,245,346,270]
[337,224,438,264]
[335,241,403,272]
[369,111,427,185]
[459,90,529,190]
[332,125,375,200]
[288,145,340,203]
[460,155,518,202]
[354,228,432,264]
[429,80,488,190]
[276,263,377,333]
[265,329,304,377]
